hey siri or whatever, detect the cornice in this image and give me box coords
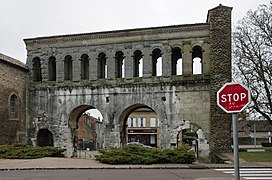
[24,23,210,45]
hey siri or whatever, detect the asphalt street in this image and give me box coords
[0,169,235,180]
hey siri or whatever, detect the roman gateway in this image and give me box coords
[24,5,232,161]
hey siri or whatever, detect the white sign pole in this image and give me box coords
[232,113,240,180]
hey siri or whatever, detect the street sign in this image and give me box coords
[217,82,251,180]
[217,82,251,113]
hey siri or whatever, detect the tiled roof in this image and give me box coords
[0,53,27,70]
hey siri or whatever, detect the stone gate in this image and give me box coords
[24,5,232,160]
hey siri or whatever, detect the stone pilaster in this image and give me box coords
[182,42,192,76]
[162,48,172,77]
[56,54,64,83]
[89,52,97,81]
[143,49,152,78]
[124,50,133,78]
[107,53,115,79]
[72,54,80,82]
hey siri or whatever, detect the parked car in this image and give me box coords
[127,142,153,148]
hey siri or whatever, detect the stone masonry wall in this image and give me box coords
[208,5,232,155]
[0,60,28,144]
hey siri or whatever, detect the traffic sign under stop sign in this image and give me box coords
[217,82,251,113]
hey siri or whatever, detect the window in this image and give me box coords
[152,48,162,76]
[137,118,142,127]
[133,50,143,77]
[171,47,182,75]
[115,51,125,78]
[133,118,137,127]
[192,46,203,74]
[150,134,156,144]
[32,57,42,82]
[80,54,89,80]
[142,118,146,127]
[150,118,156,127]
[127,118,132,127]
[64,55,73,80]
[98,53,107,78]
[48,56,56,81]
[9,94,18,119]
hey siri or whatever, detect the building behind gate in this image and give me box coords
[0,53,28,144]
[24,5,232,161]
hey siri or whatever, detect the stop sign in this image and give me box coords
[217,82,251,113]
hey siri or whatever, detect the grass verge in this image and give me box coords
[240,151,272,162]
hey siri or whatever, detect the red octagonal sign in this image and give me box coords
[217,82,251,113]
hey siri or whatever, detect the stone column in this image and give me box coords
[208,4,232,158]
[56,54,64,83]
[40,56,47,82]
[162,47,172,77]
[72,53,80,82]
[107,52,115,79]
[124,50,133,78]
[143,49,152,78]
[89,52,97,81]
[182,42,192,76]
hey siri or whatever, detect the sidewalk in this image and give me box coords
[0,157,271,171]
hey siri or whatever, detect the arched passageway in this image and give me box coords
[119,104,160,148]
[67,105,103,157]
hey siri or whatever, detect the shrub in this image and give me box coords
[96,145,195,164]
[264,147,272,152]
[261,143,272,147]
[0,144,65,159]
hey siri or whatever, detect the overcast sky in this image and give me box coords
[0,0,270,63]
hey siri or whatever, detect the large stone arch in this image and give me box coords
[118,103,161,147]
[66,104,104,157]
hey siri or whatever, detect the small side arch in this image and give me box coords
[32,57,42,82]
[64,55,73,80]
[97,52,107,79]
[151,48,162,76]
[80,54,89,80]
[192,45,204,74]
[171,47,183,75]
[37,129,54,146]
[48,56,56,81]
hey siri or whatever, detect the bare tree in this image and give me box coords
[233,2,272,125]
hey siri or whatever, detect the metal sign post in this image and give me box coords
[232,113,240,180]
[217,82,251,180]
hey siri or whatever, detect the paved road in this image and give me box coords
[0,169,235,180]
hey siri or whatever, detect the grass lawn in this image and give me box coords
[240,151,272,162]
